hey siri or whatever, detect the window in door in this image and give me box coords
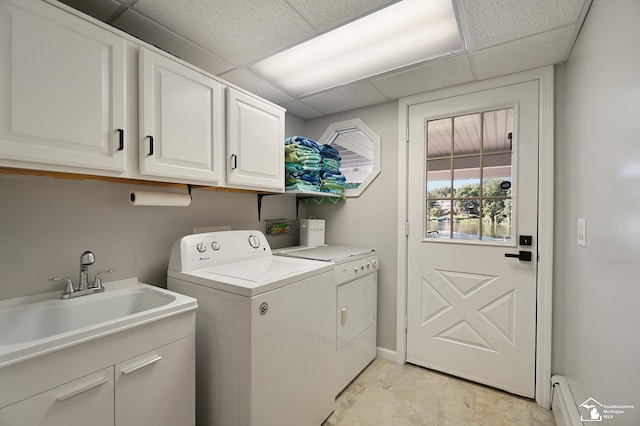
[425,108,514,242]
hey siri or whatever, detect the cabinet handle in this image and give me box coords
[122,355,162,375]
[231,154,237,170]
[341,307,347,325]
[116,128,124,151]
[56,376,109,402]
[147,135,154,156]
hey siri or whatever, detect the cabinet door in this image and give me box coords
[140,48,224,184]
[226,88,285,191]
[115,335,195,426]
[0,367,114,426]
[0,0,127,172]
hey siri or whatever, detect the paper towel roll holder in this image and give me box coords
[129,184,192,205]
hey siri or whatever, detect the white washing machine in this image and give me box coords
[167,231,335,426]
[273,245,379,395]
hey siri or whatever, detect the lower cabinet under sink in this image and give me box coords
[0,282,196,426]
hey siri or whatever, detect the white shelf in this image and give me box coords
[284,190,341,198]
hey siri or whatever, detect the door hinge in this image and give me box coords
[405,221,409,236]
[406,125,409,142]
[405,314,408,330]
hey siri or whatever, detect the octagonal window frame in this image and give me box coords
[318,118,381,198]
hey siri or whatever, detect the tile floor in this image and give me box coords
[322,358,555,426]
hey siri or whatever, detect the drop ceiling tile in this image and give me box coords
[281,100,324,120]
[461,0,586,50]
[133,0,315,66]
[56,0,121,21]
[371,54,474,99]
[218,69,295,106]
[473,25,577,80]
[286,0,396,30]
[113,10,233,75]
[301,81,388,115]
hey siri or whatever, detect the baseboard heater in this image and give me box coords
[551,375,583,426]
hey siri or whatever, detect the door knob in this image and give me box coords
[504,250,532,261]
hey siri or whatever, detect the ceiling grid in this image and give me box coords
[56,0,592,119]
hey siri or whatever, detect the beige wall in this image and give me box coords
[554,0,640,421]
[284,112,306,137]
[0,174,298,299]
[302,101,399,352]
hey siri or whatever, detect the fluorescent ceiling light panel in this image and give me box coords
[251,0,462,96]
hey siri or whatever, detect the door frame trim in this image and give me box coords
[396,66,554,408]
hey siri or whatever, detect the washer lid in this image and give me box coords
[169,256,333,296]
[205,256,312,282]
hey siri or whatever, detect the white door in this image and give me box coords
[226,88,284,191]
[407,81,539,397]
[0,0,126,172]
[140,48,224,184]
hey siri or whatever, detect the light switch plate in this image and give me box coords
[577,218,586,247]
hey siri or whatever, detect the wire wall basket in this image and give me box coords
[265,219,295,237]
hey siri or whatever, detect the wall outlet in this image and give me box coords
[577,218,586,247]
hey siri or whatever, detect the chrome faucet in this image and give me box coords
[79,250,95,291]
[49,251,114,299]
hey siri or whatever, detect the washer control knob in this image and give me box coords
[196,242,207,253]
[248,234,260,249]
[211,241,221,251]
[366,263,371,269]
[360,264,365,271]
[353,266,359,273]
[372,259,378,268]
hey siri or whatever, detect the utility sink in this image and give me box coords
[0,278,197,368]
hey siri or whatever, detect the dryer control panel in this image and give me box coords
[168,230,271,272]
[335,255,379,284]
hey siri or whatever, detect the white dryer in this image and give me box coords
[167,230,335,426]
[274,245,379,395]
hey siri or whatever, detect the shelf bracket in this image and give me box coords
[257,193,280,222]
[296,197,303,219]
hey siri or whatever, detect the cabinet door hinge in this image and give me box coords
[405,221,409,236]
[406,125,410,143]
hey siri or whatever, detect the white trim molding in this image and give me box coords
[396,66,554,408]
[376,347,397,362]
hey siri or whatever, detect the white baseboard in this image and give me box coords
[376,347,397,362]
[551,375,583,426]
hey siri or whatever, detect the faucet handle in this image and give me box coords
[92,269,115,289]
[49,277,75,297]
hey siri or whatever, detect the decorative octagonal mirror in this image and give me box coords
[318,118,381,197]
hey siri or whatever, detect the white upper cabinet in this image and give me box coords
[139,48,224,185]
[0,0,127,173]
[226,88,284,192]
[0,0,286,191]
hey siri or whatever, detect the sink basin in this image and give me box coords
[0,278,197,368]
